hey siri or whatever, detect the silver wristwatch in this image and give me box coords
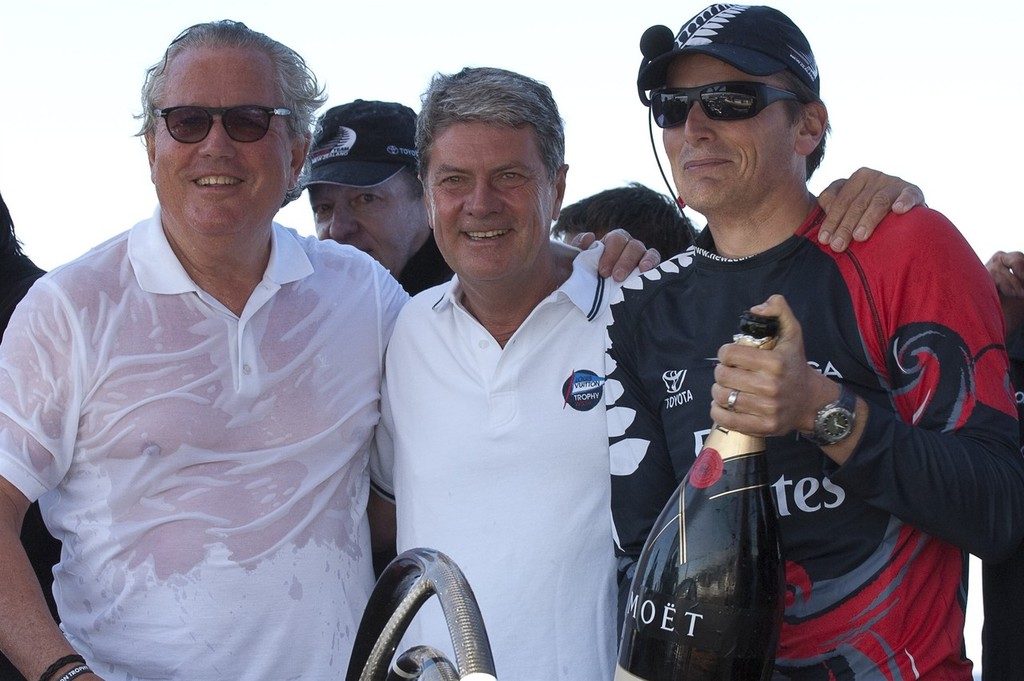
[804,384,857,447]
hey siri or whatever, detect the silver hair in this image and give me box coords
[416,67,565,179]
[136,20,325,144]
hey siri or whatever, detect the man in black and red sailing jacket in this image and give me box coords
[606,5,1023,679]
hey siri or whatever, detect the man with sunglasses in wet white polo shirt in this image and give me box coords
[606,4,1023,679]
[0,20,409,681]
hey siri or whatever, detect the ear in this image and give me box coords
[289,135,311,187]
[422,186,436,231]
[146,132,158,183]
[550,164,569,220]
[794,102,828,157]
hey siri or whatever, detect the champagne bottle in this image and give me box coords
[615,312,784,681]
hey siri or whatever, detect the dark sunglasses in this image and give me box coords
[154,105,292,143]
[650,82,800,129]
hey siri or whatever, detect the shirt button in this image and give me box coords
[478,340,488,349]
[242,364,252,375]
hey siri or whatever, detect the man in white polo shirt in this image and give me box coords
[371,67,625,680]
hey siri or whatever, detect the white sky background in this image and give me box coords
[1,0,1017,673]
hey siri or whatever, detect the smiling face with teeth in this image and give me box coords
[423,121,568,306]
[146,45,308,258]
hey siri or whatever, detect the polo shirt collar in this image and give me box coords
[128,207,314,295]
[432,241,608,321]
[556,241,607,320]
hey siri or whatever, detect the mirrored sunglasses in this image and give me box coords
[650,82,800,129]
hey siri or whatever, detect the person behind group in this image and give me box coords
[0,190,62,681]
[0,192,45,336]
[370,64,924,679]
[304,99,453,294]
[303,99,450,575]
[551,182,695,258]
[605,5,1023,679]
[0,20,410,681]
[981,249,1024,681]
[986,250,1024,341]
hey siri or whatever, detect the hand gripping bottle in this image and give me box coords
[615,312,784,681]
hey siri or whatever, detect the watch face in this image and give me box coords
[820,408,853,441]
[808,386,857,446]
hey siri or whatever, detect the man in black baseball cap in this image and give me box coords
[607,4,1021,680]
[636,3,827,180]
[304,99,451,294]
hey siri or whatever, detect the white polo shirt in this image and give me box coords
[374,244,619,681]
[0,210,407,681]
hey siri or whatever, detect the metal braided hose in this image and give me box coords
[346,548,497,681]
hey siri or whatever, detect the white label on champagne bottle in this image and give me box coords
[613,665,647,680]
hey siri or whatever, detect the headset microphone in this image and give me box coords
[637,25,676,105]
[640,24,675,60]
[638,24,694,242]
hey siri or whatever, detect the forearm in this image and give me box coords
[825,213,1024,560]
[0,482,87,680]
[829,399,1024,561]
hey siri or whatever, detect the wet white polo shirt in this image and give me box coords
[0,210,407,680]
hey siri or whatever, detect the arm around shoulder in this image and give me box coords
[815,167,926,252]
